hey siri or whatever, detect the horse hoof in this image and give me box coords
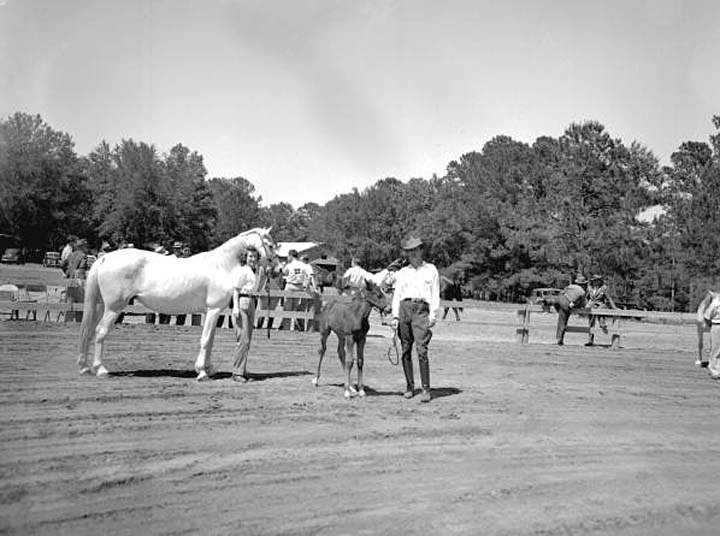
[358,389,366,398]
[344,389,353,399]
[79,367,93,376]
[95,366,110,378]
[311,377,319,387]
[196,371,211,382]
[348,385,358,395]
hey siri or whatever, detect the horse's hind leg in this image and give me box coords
[313,329,330,386]
[356,335,366,398]
[344,337,356,399]
[92,310,121,377]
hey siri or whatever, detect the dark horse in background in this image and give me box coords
[312,279,390,398]
[440,275,464,321]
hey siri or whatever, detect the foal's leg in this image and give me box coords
[312,328,330,386]
[344,337,356,399]
[195,308,222,381]
[356,334,367,398]
[90,309,121,377]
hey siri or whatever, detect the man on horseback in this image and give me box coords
[391,235,440,403]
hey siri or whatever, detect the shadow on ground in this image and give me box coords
[110,369,313,380]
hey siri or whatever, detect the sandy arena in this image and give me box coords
[1,299,719,535]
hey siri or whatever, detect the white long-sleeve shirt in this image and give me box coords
[391,261,440,320]
[343,265,374,289]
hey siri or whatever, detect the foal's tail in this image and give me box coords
[78,261,104,364]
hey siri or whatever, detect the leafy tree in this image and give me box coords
[207,176,262,247]
[0,112,92,250]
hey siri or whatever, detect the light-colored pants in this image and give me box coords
[232,300,255,377]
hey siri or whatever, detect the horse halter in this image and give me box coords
[245,229,277,261]
[360,285,388,312]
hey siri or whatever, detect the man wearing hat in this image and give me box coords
[281,249,316,330]
[391,235,440,403]
[585,274,617,346]
[66,239,89,280]
[544,274,589,345]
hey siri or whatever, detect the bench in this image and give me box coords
[515,304,650,349]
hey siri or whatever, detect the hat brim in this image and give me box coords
[401,239,424,250]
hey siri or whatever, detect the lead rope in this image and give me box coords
[380,312,400,366]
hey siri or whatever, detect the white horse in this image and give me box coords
[78,227,277,381]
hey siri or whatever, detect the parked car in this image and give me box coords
[1,247,24,264]
[530,287,562,311]
[43,251,62,268]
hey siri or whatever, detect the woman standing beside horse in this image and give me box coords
[230,247,264,382]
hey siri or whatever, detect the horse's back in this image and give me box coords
[318,296,368,334]
[93,249,231,313]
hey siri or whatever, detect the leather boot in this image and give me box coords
[419,359,431,402]
[402,357,414,398]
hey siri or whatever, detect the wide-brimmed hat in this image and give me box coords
[173,241,183,249]
[591,274,603,281]
[154,245,169,255]
[401,236,424,250]
[574,274,588,284]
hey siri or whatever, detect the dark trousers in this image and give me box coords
[547,295,573,342]
[397,300,433,391]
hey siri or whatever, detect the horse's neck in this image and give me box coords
[215,234,252,264]
[353,295,373,318]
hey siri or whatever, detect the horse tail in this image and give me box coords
[78,261,104,366]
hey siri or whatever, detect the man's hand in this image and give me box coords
[428,315,436,329]
[391,317,399,330]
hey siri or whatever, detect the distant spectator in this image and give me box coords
[585,274,618,346]
[60,235,77,276]
[67,239,89,280]
[97,241,112,258]
[342,256,374,293]
[256,261,284,330]
[281,249,316,330]
[544,274,589,346]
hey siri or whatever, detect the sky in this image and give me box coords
[1,0,718,208]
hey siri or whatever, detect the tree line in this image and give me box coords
[1,111,719,311]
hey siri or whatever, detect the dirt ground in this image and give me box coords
[1,292,720,535]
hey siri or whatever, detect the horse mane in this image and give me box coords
[211,227,272,256]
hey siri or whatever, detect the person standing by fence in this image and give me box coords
[256,261,284,330]
[60,235,77,277]
[585,274,617,346]
[280,249,316,330]
[544,275,589,346]
[391,235,440,403]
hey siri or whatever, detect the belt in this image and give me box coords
[402,298,428,305]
